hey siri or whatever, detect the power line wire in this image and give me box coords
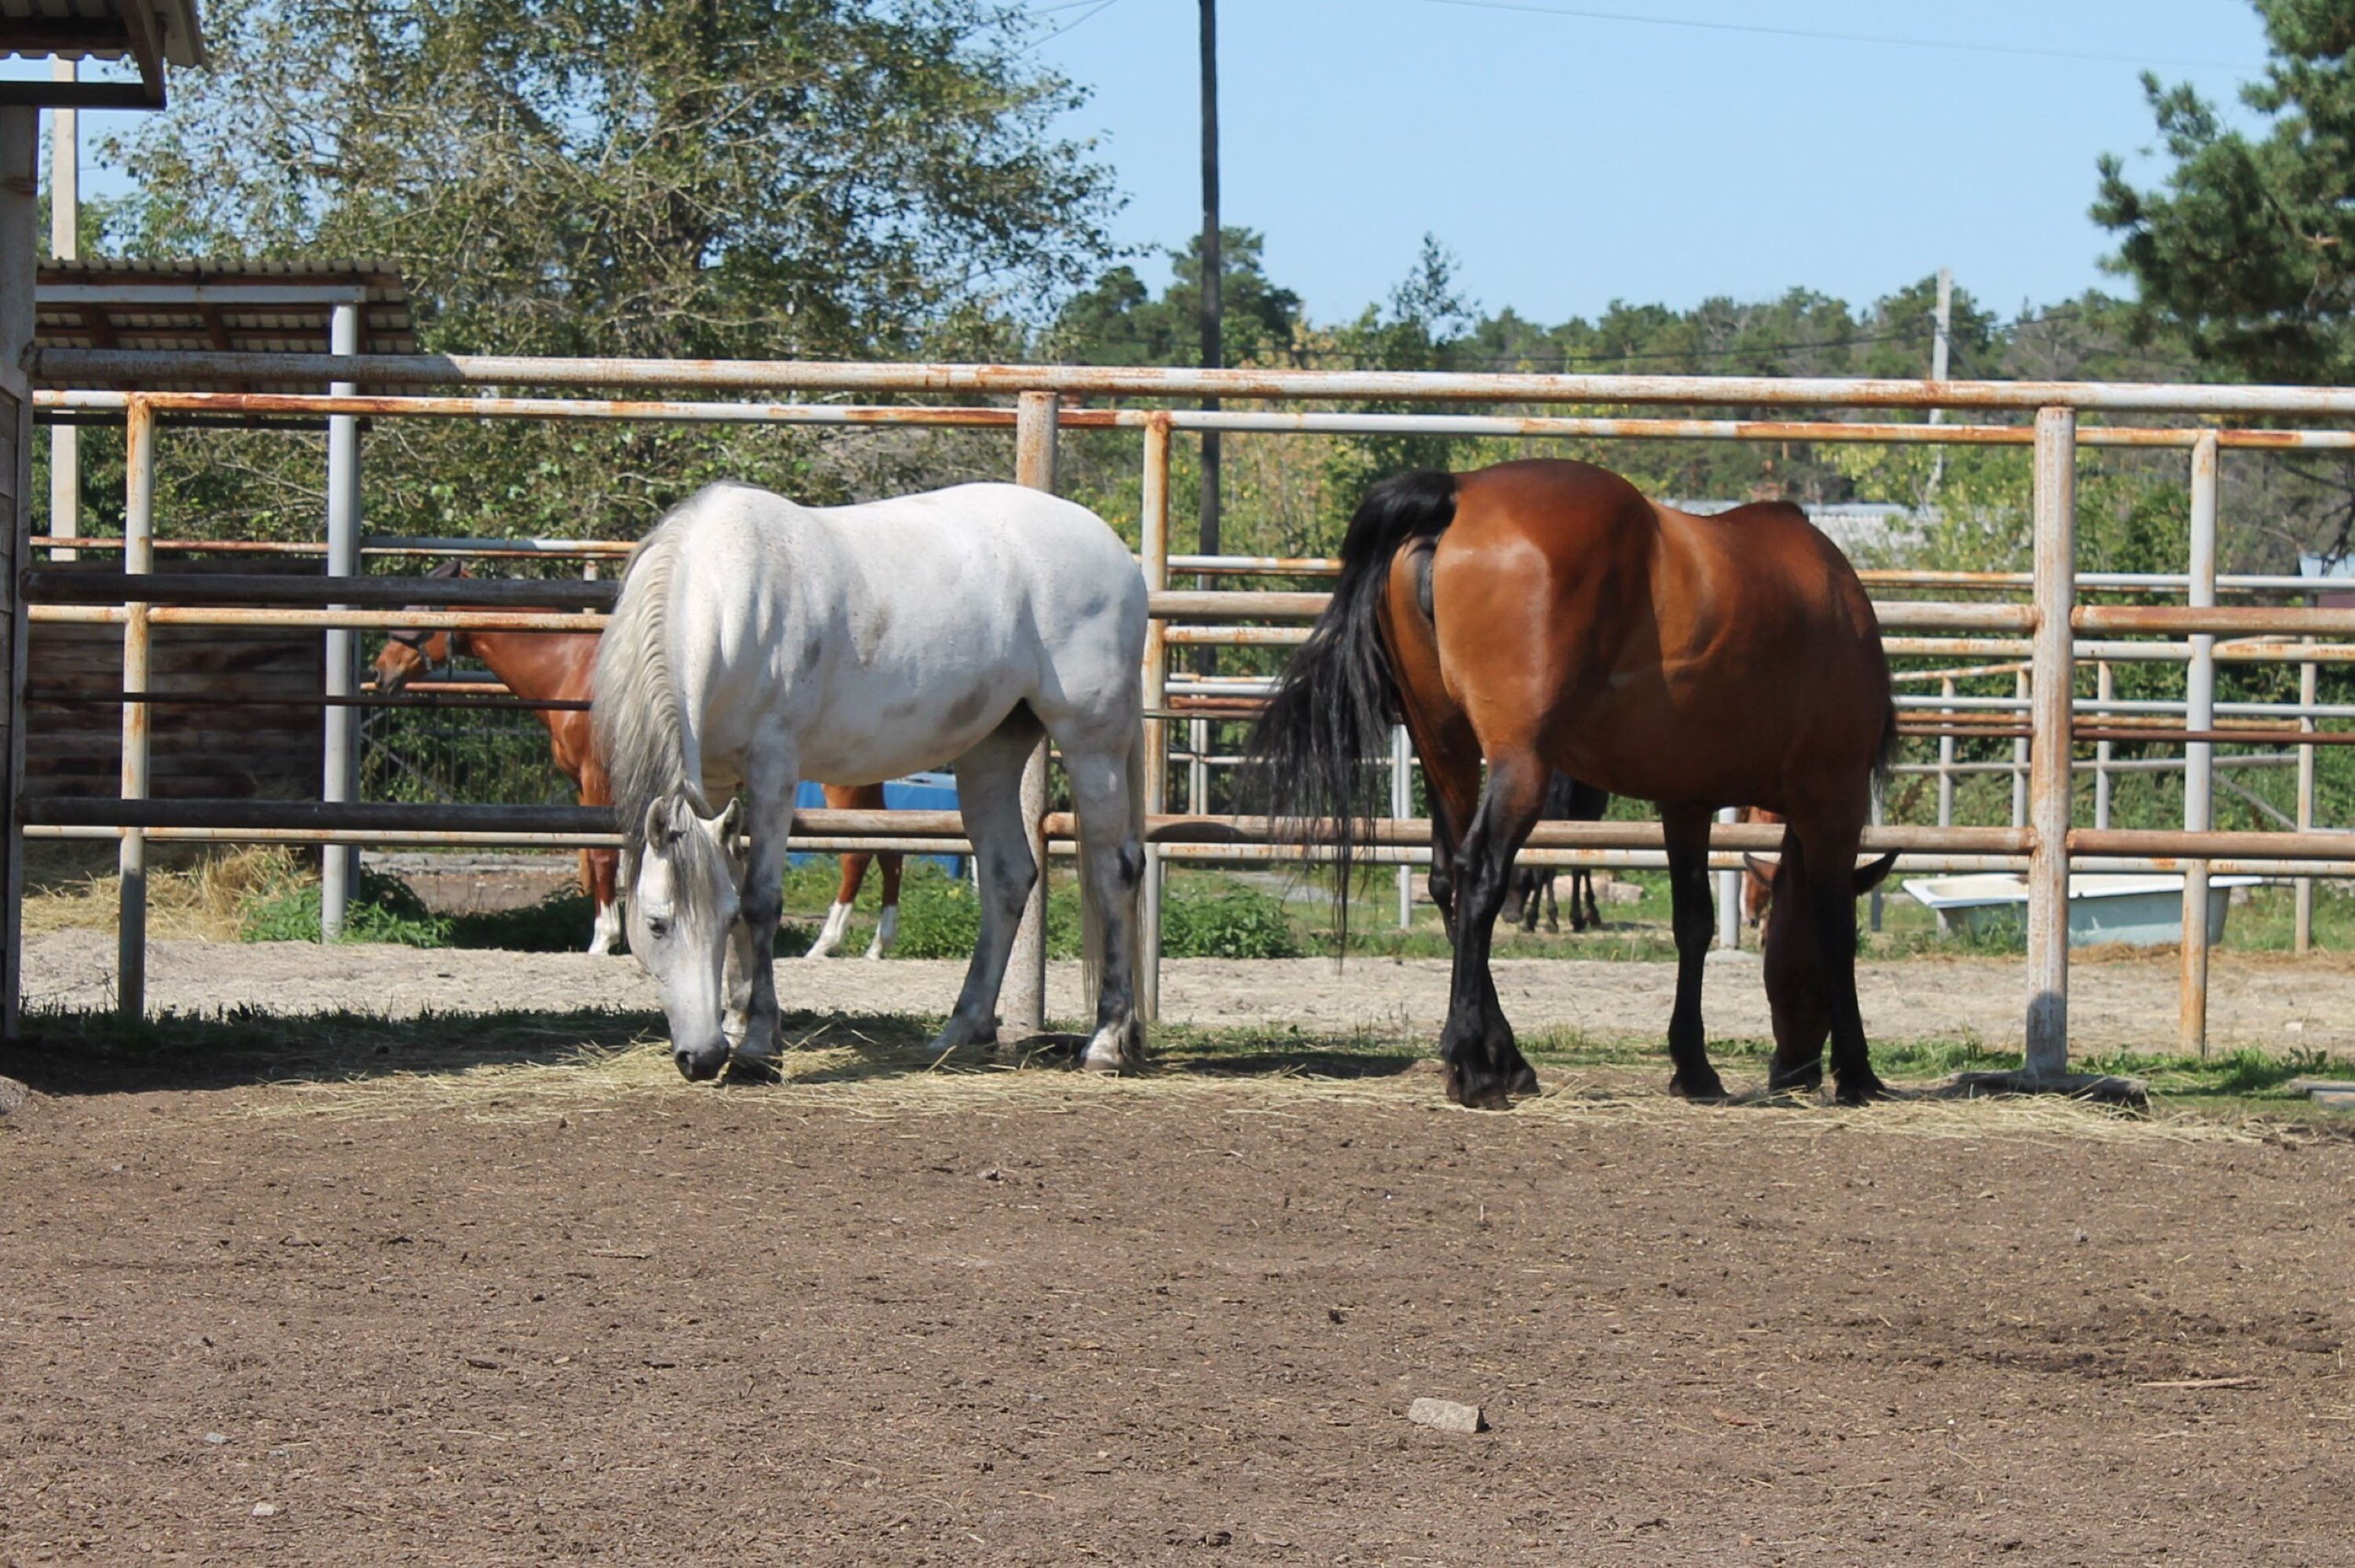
[1408,0,2258,73]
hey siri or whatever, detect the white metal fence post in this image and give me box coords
[1715,805,1740,950]
[1004,389,1058,1037]
[2094,662,2114,830]
[2025,406,2076,1078]
[1392,725,1412,929]
[2180,431,2218,1055]
[1138,414,1171,1022]
[2011,668,2030,831]
[321,302,361,940]
[117,397,154,1017]
[1937,675,1956,828]
[2297,649,2317,954]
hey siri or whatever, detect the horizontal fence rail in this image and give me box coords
[20,366,2355,1079]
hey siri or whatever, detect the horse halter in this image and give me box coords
[385,561,464,664]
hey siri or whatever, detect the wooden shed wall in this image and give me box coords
[24,559,325,800]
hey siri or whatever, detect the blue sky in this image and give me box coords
[16,2,2276,331]
[1022,0,2275,326]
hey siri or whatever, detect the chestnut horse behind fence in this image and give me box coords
[371,567,901,957]
[1251,458,1897,1109]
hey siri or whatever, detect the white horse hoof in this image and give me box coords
[862,906,899,961]
[1079,1021,1142,1074]
[927,1016,997,1059]
[805,899,853,961]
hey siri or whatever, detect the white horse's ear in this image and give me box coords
[643,796,672,848]
[713,797,742,843]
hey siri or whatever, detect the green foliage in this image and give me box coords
[239,862,452,946]
[2094,0,2355,384]
[1161,883,1301,960]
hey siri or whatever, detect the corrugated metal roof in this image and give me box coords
[35,258,417,392]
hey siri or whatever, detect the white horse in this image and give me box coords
[591,480,1149,1081]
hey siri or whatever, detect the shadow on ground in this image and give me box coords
[0,1006,1430,1098]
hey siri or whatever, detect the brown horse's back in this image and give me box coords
[1421,459,1887,818]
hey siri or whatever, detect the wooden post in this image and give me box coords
[1137,413,1170,1021]
[1004,389,1057,1037]
[2180,431,2217,1056]
[118,397,155,1018]
[2025,406,2076,1078]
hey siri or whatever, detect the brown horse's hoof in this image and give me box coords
[1834,1074,1893,1106]
[1668,1070,1729,1103]
[1766,1061,1824,1098]
[1441,1064,1519,1111]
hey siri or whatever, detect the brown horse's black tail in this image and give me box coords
[1246,469,1458,947]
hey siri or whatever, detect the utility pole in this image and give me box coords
[48,57,77,561]
[1197,0,1221,580]
[1928,266,1952,495]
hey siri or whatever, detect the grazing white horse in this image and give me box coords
[592,480,1149,1081]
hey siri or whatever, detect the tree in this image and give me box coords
[104,0,1120,362]
[86,0,1125,543]
[1050,228,1302,369]
[2093,0,2355,383]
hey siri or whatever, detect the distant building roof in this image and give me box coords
[0,2,205,104]
[35,258,416,391]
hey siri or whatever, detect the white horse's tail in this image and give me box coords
[1080,720,1148,1018]
[591,518,695,872]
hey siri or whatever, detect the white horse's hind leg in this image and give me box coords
[929,713,1042,1058]
[1062,732,1145,1073]
[803,899,853,960]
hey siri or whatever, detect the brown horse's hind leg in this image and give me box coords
[1436,754,1550,1109]
[1762,832,1829,1097]
[1660,804,1729,1101]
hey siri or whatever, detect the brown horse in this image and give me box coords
[371,569,903,957]
[1251,459,1897,1109]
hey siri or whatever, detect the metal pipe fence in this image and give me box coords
[23,362,2355,1078]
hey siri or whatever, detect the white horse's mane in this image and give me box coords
[592,494,727,904]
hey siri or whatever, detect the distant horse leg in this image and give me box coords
[1580,869,1601,931]
[805,851,870,961]
[586,849,623,956]
[1540,869,1559,934]
[1762,832,1830,1097]
[931,711,1044,1058]
[865,852,903,960]
[1436,756,1548,1109]
[1661,803,1727,1101]
[1501,868,1530,932]
[580,760,624,955]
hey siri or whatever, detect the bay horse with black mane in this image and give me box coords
[1250,458,1897,1109]
[374,563,904,958]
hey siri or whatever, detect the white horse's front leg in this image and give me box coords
[588,897,625,955]
[731,757,798,1067]
[929,717,1040,1058]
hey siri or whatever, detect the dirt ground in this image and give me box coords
[1,1029,2351,1566]
[20,926,2355,1057]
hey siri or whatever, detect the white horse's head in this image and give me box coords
[628,791,743,1081]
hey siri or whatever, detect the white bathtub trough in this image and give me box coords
[1900,872,2262,948]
